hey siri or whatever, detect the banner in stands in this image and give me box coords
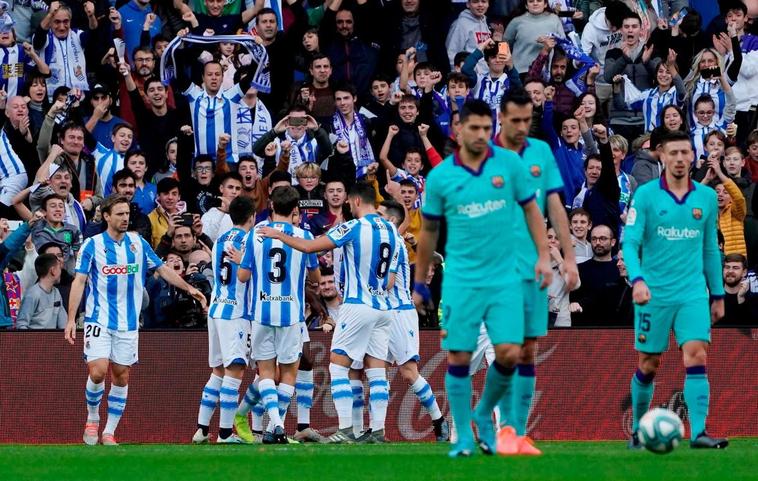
[1,329,755,443]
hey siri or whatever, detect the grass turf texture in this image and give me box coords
[1,439,755,481]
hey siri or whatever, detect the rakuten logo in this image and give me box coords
[456,199,506,219]
[101,263,140,275]
[656,226,701,240]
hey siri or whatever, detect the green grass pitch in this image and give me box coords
[1,439,756,481]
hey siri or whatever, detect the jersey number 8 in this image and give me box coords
[376,242,391,279]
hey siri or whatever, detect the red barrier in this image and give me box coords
[1,329,756,443]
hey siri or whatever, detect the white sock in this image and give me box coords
[219,376,241,430]
[366,368,389,432]
[259,378,282,429]
[277,383,295,425]
[329,363,353,430]
[350,379,364,437]
[411,375,442,421]
[236,374,259,416]
[103,385,128,435]
[198,374,223,427]
[85,377,105,423]
[295,370,314,426]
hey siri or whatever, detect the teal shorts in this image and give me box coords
[522,279,548,338]
[634,299,712,353]
[440,283,524,352]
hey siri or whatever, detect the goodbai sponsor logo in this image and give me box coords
[656,226,701,240]
[101,263,140,275]
[456,199,506,219]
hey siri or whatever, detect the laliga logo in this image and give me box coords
[656,226,701,240]
[101,263,140,275]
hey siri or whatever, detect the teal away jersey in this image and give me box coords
[622,178,725,304]
[422,146,536,288]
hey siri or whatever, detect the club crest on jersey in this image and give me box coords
[129,243,137,253]
[491,175,505,188]
[692,208,702,220]
[530,165,541,177]
[638,334,646,343]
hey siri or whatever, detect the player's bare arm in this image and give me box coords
[64,273,88,345]
[258,226,337,253]
[521,199,553,289]
[412,218,440,313]
[157,264,208,309]
[547,193,578,290]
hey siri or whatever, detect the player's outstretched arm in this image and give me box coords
[64,273,88,345]
[157,265,207,310]
[547,193,579,291]
[620,196,651,305]
[521,199,553,289]
[258,226,337,253]
[412,218,440,313]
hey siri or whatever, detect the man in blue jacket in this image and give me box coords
[118,0,163,65]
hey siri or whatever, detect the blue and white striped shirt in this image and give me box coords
[387,235,413,310]
[326,215,399,311]
[0,129,26,179]
[184,83,244,162]
[94,143,124,196]
[242,221,318,327]
[75,231,163,331]
[641,85,680,132]
[0,45,31,98]
[209,227,250,320]
[690,78,726,125]
[691,120,728,161]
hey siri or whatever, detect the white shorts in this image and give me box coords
[470,323,495,374]
[0,172,27,206]
[331,303,393,363]
[251,322,303,364]
[387,309,421,365]
[301,323,310,343]
[208,316,251,368]
[83,323,138,366]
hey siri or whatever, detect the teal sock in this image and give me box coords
[474,362,515,448]
[510,364,535,435]
[630,369,655,432]
[684,366,709,440]
[445,366,473,450]
[495,380,512,429]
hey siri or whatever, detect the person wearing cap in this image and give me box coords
[84,83,126,149]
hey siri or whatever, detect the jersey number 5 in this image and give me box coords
[375,242,391,279]
[268,247,287,283]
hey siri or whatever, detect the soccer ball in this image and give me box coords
[638,408,685,454]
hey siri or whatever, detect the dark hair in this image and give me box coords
[41,193,64,210]
[724,253,747,268]
[333,82,358,98]
[659,105,688,132]
[649,126,667,149]
[404,147,423,159]
[238,155,258,168]
[621,10,642,24]
[288,103,309,115]
[659,129,693,148]
[453,51,469,66]
[348,181,376,205]
[694,94,716,109]
[228,196,256,226]
[271,185,301,216]
[523,77,546,88]
[157,177,180,195]
[52,86,71,101]
[217,171,243,186]
[269,170,293,185]
[399,178,418,192]
[58,121,85,139]
[101,194,130,215]
[258,7,278,20]
[583,154,602,170]
[152,34,169,48]
[380,199,405,226]
[125,149,146,164]
[569,207,591,222]
[112,168,137,188]
[132,46,154,60]
[35,254,60,278]
[747,129,758,146]
[111,122,133,137]
[309,52,330,69]
[371,73,393,85]
[605,1,635,30]
[320,265,334,276]
[413,62,434,76]
[460,99,493,123]
[722,0,748,15]
[500,87,532,113]
[446,72,470,88]
[38,242,63,255]
[143,76,165,92]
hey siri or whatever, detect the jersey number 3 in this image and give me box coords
[268,247,287,283]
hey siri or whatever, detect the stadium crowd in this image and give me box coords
[0,0,757,332]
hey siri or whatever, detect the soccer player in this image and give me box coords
[239,186,321,444]
[192,196,256,444]
[412,99,552,457]
[258,182,400,444]
[623,130,729,449]
[492,88,579,454]
[64,195,206,446]
[377,199,450,442]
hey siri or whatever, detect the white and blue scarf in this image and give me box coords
[40,29,88,97]
[160,34,271,93]
[331,111,374,168]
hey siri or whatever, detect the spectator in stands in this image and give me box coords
[570,208,592,263]
[722,253,753,325]
[16,254,67,330]
[155,221,210,264]
[307,179,350,237]
[547,226,580,327]
[631,128,663,186]
[300,54,336,126]
[148,177,184,248]
[83,169,152,242]
[295,163,325,222]
[701,155,747,258]
[570,224,628,326]
[84,84,127,149]
[0,218,34,329]
[31,194,82,275]
[504,0,566,75]
[446,0,490,73]
[201,172,244,242]
[145,250,211,328]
